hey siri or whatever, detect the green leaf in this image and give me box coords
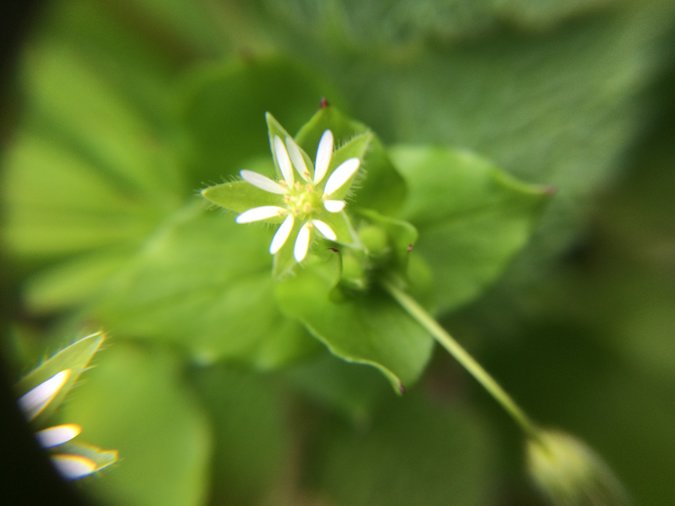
[60,342,211,506]
[309,393,495,506]
[275,258,434,392]
[91,208,319,368]
[391,145,549,314]
[24,249,133,312]
[188,364,289,506]
[295,106,407,215]
[16,332,105,423]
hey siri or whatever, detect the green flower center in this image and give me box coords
[284,182,322,220]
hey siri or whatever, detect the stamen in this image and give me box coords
[323,158,360,196]
[240,170,286,194]
[236,206,285,223]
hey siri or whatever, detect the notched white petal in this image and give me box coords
[270,215,295,254]
[240,170,285,194]
[285,137,311,181]
[51,454,97,480]
[312,220,337,241]
[324,200,346,213]
[314,130,334,184]
[18,370,71,421]
[294,223,312,262]
[323,158,360,196]
[274,136,294,185]
[236,206,285,223]
[36,424,81,448]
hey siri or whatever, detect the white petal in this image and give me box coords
[314,130,334,184]
[285,137,311,181]
[324,199,346,213]
[240,170,285,194]
[274,136,294,185]
[51,454,97,480]
[36,424,81,448]
[18,370,71,421]
[323,158,360,196]
[312,220,337,241]
[270,215,295,254]
[294,223,312,262]
[236,206,285,223]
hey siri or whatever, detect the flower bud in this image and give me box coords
[526,430,629,506]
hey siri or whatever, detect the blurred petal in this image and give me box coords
[312,220,337,241]
[236,206,285,223]
[286,137,311,181]
[294,223,312,262]
[314,130,334,184]
[18,370,71,421]
[51,454,97,480]
[324,158,360,196]
[240,170,285,194]
[274,136,294,185]
[324,200,346,213]
[36,424,81,448]
[270,215,295,254]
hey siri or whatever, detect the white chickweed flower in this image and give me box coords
[236,129,360,262]
[18,370,113,480]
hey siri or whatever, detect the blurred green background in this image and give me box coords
[1,0,674,505]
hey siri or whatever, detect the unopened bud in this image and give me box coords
[526,430,629,506]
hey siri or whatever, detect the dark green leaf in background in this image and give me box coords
[188,365,289,506]
[91,209,319,369]
[307,393,495,506]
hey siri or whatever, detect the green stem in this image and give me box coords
[382,278,541,440]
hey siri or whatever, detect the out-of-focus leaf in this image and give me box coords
[16,332,105,423]
[276,258,434,393]
[253,0,617,52]
[60,342,210,506]
[1,39,185,319]
[180,57,340,185]
[188,364,289,506]
[91,207,319,368]
[391,145,549,314]
[308,393,494,506]
[286,353,390,425]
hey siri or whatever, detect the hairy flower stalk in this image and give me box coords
[236,130,360,262]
